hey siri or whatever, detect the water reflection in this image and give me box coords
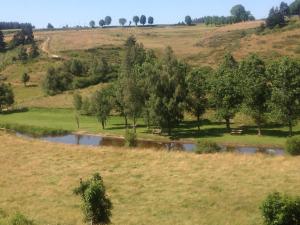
[16,133,285,155]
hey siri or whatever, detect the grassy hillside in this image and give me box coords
[0,132,299,225]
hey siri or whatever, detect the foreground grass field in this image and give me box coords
[0,132,299,225]
[0,108,299,147]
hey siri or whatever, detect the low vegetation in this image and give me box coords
[261,192,300,225]
[286,136,300,156]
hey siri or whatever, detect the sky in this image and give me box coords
[0,0,295,28]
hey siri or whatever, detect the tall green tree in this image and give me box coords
[89,20,96,28]
[185,16,192,25]
[186,67,211,131]
[140,15,146,25]
[21,72,30,87]
[99,19,105,28]
[0,82,14,112]
[115,36,146,131]
[267,57,300,136]
[148,16,154,25]
[210,53,242,131]
[280,2,290,16]
[266,7,285,29]
[230,4,250,22]
[47,23,54,29]
[73,92,83,128]
[73,173,112,225]
[133,16,140,26]
[239,54,269,136]
[148,47,187,135]
[93,86,113,129]
[119,18,127,26]
[105,16,112,26]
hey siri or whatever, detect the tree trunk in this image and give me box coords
[225,118,231,131]
[257,120,262,136]
[197,115,201,132]
[133,116,137,133]
[288,119,293,137]
[124,115,128,128]
[101,120,105,130]
[75,114,80,128]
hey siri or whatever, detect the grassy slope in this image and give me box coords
[0,133,299,225]
[0,108,299,147]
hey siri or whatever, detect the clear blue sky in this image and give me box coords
[0,0,294,28]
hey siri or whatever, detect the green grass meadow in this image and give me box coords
[0,108,298,147]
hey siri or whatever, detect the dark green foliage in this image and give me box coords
[0,82,14,111]
[9,26,34,48]
[148,16,154,25]
[28,42,39,58]
[17,47,28,61]
[73,92,83,111]
[280,2,290,16]
[125,129,137,147]
[290,0,300,15]
[286,136,300,155]
[196,140,221,154]
[140,15,147,26]
[133,16,140,26]
[0,31,5,51]
[105,16,112,26]
[42,67,73,95]
[266,7,286,29]
[99,20,105,28]
[70,59,85,76]
[0,123,69,137]
[239,54,269,136]
[186,67,210,131]
[73,173,112,225]
[92,87,113,129]
[90,20,96,28]
[21,72,30,87]
[267,57,300,136]
[261,192,300,225]
[230,4,253,22]
[210,53,242,131]
[148,47,187,135]
[119,18,127,26]
[10,212,34,225]
[185,16,192,25]
[47,23,54,29]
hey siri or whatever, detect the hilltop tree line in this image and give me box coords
[0,22,34,30]
[69,37,300,137]
[192,4,255,26]
[87,15,154,28]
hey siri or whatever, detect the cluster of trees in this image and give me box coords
[43,58,117,95]
[73,37,300,137]
[290,0,300,15]
[0,23,38,59]
[0,22,34,30]
[88,15,154,28]
[192,4,255,26]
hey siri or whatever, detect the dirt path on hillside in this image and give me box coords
[40,36,63,59]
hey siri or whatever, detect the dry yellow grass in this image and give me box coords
[35,21,263,67]
[0,132,299,225]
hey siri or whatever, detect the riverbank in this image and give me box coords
[0,108,299,148]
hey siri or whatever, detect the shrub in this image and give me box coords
[125,129,137,148]
[73,173,112,225]
[286,136,300,156]
[195,140,221,154]
[10,212,34,225]
[261,192,300,225]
